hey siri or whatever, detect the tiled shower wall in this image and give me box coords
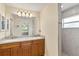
[62,4,79,56]
[62,28,79,56]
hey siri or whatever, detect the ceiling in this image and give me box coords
[5,3,79,12]
[61,3,79,11]
[5,3,49,12]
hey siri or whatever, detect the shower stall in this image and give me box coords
[60,3,79,56]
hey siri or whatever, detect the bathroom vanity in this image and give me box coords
[0,37,45,56]
[0,9,45,56]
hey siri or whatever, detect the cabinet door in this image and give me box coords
[32,39,45,56]
[21,41,32,56]
[0,49,11,56]
[10,43,20,56]
[0,49,3,56]
[0,42,20,56]
[17,48,23,56]
[11,47,20,56]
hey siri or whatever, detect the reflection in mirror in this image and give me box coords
[0,16,10,31]
[2,20,5,30]
[11,15,36,37]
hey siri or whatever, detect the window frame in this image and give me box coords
[0,16,10,31]
[62,15,79,28]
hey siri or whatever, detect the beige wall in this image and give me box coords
[40,3,58,56]
[0,4,5,16]
[0,4,6,39]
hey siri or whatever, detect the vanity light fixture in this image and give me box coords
[17,10,33,18]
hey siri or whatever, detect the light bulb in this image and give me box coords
[26,13,29,17]
[29,13,33,17]
[17,11,21,16]
[61,5,63,9]
[22,12,25,17]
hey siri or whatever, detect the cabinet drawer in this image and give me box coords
[21,41,32,45]
[0,42,20,49]
[32,39,44,44]
[21,41,32,48]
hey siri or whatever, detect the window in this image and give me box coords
[62,15,79,28]
[0,16,10,31]
[2,20,5,30]
[21,24,29,35]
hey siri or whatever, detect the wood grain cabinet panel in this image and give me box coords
[10,43,20,56]
[11,47,19,56]
[0,49,3,56]
[0,39,45,56]
[21,41,32,56]
[0,42,20,56]
[17,48,23,56]
[0,42,20,49]
[2,49,10,56]
[32,39,45,56]
[0,48,11,56]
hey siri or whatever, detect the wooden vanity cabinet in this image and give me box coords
[0,39,45,56]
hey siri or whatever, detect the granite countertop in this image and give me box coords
[0,36,45,44]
